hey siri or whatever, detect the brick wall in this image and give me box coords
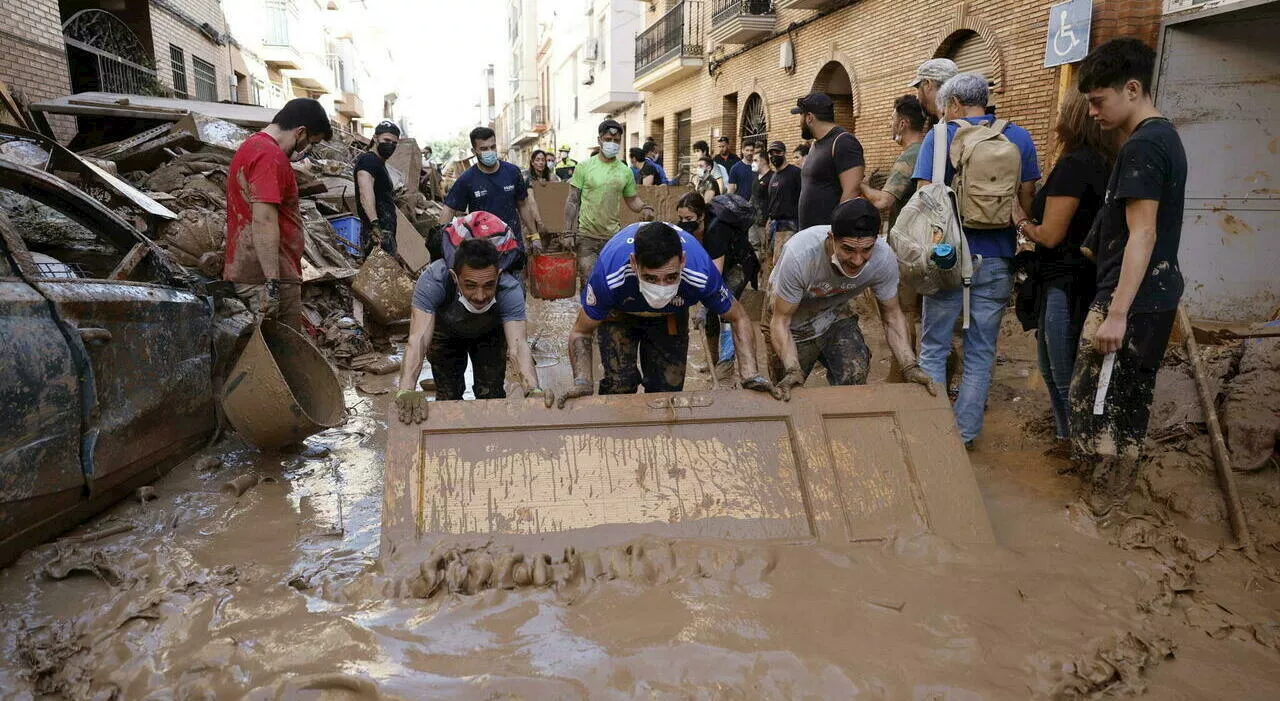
[643,0,1163,180]
[0,0,73,139]
[149,0,230,101]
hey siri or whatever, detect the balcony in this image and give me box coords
[709,0,775,45]
[775,0,840,9]
[337,91,363,118]
[262,1,301,69]
[510,100,545,146]
[634,1,705,92]
[282,51,334,94]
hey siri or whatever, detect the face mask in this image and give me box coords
[376,142,397,159]
[457,292,496,314]
[750,160,760,173]
[478,151,499,167]
[831,253,866,279]
[678,219,699,233]
[638,279,679,309]
[770,154,785,169]
[600,141,620,158]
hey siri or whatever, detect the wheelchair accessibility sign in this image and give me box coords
[1044,0,1092,68]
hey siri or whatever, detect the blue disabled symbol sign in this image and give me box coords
[1044,0,1092,68]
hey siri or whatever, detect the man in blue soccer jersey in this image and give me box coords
[556,221,779,407]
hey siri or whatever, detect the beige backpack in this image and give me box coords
[948,119,1021,229]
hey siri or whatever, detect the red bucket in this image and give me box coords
[529,252,577,300]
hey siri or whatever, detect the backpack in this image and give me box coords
[708,193,756,229]
[948,118,1022,229]
[439,211,522,272]
[888,122,976,327]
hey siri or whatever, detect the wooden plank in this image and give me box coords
[382,384,992,569]
[107,243,149,281]
[395,208,429,272]
[530,180,691,234]
[386,137,421,194]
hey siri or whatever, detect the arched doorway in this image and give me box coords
[740,93,767,145]
[62,9,158,95]
[937,29,997,109]
[811,62,856,133]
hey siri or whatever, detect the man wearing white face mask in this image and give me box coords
[765,199,935,400]
[564,119,655,285]
[556,222,779,407]
[395,216,548,424]
[441,126,543,261]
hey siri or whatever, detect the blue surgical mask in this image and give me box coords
[600,142,620,159]
[478,151,499,167]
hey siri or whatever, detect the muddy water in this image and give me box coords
[2,301,1279,699]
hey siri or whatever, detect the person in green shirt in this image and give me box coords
[563,119,655,284]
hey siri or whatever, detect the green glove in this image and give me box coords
[395,390,429,424]
[774,366,806,402]
[556,380,593,409]
[525,386,555,408]
[901,363,939,396]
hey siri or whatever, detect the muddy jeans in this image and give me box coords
[1068,307,1176,511]
[598,311,689,395]
[575,237,608,289]
[233,281,303,331]
[426,329,508,401]
[765,315,872,386]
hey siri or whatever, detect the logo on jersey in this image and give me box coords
[670,296,685,307]
[585,284,598,307]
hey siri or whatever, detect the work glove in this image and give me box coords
[901,363,939,396]
[528,236,544,256]
[371,223,385,246]
[556,380,593,409]
[259,278,281,320]
[639,206,656,222]
[774,366,806,402]
[524,386,555,409]
[560,232,577,251]
[741,375,783,400]
[395,390,430,424]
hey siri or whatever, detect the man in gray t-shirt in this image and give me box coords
[394,238,550,423]
[765,199,935,399]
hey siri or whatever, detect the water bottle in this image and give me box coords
[931,243,957,270]
[718,325,736,364]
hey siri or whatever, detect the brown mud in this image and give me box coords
[1,300,1279,699]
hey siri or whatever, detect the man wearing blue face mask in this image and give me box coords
[441,126,544,262]
[765,199,935,400]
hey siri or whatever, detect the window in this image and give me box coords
[169,45,188,99]
[251,79,265,106]
[192,56,217,101]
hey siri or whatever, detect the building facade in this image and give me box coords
[635,0,1162,183]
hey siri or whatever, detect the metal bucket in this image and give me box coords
[221,320,344,450]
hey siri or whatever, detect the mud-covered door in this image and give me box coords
[0,228,85,561]
[33,279,215,494]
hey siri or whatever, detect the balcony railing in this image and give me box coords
[264,0,296,47]
[711,0,774,26]
[635,1,705,79]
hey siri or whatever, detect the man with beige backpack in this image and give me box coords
[906,72,1041,449]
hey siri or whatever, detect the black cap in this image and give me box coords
[598,119,623,136]
[791,92,835,118]
[716,135,730,143]
[830,199,881,239]
[374,120,401,137]
[767,140,786,153]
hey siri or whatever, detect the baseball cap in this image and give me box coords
[767,140,787,153]
[830,199,881,239]
[374,120,401,137]
[909,58,959,88]
[597,119,622,136]
[790,92,835,118]
[716,135,730,144]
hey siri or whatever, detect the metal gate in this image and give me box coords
[63,9,158,96]
[740,93,767,144]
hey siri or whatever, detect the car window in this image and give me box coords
[0,185,142,281]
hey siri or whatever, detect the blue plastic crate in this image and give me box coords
[329,215,362,255]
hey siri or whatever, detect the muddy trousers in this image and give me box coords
[765,316,872,386]
[597,311,690,395]
[426,329,508,401]
[1068,307,1176,512]
[233,281,302,332]
[575,237,608,290]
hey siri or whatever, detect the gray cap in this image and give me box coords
[909,58,959,88]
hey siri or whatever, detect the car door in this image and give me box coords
[0,160,215,501]
[0,217,86,565]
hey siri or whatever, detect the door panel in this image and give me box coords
[0,279,84,559]
[33,279,214,491]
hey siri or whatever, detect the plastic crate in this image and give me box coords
[329,215,362,255]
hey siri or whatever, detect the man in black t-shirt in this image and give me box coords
[713,135,740,172]
[355,120,401,256]
[1068,38,1188,520]
[763,140,802,281]
[792,92,865,229]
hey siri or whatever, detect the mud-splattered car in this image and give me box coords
[0,158,220,566]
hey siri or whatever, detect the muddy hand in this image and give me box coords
[775,367,806,402]
[901,364,938,396]
[741,375,780,399]
[525,387,555,409]
[556,380,593,409]
[260,278,281,319]
[395,390,429,424]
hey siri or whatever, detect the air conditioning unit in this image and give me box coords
[583,38,600,62]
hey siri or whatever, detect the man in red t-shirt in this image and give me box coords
[224,98,332,330]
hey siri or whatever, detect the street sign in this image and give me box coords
[1044,0,1092,68]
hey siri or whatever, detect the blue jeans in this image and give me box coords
[1037,286,1077,440]
[920,257,1012,442]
